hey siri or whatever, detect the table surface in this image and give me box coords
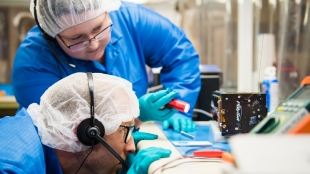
[160,122,230,157]
[138,121,229,174]
[0,96,19,109]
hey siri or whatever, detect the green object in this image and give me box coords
[249,83,310,135]
[127,147,171,174]
[133,131,158,147]
[138,89,178,122]
[162,115,197,132]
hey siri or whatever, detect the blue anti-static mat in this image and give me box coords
[155,122,230,157]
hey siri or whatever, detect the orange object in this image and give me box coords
[222,151,235,164]
[193,150,224,158]
[0,90,5,97]
[289,113,310,134]
[289,76,310,134]
[300,76,310,86]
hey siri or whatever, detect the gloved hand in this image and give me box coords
[162,115,196,132]
[118,153,136,174]
[127,147,171,174]
[138,89,178,122]
[133,131,158,147]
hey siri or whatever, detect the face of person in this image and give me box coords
[78,119,136,174]
[56,12,111,61]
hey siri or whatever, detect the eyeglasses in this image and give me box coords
[57,14,113,52]
[119,125,135,144]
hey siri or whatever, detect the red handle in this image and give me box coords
[166,99,190,113]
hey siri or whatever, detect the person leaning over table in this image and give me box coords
[12,0,200,132]
[0,72,172,174]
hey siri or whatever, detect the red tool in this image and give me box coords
[166,99,190,113]
[193,150,224,158]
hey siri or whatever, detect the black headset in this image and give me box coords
[76,72,105,145]
[32,0,76,68]
[76,72,129,171]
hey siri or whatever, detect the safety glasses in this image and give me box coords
[57,13,112,52]
[119,125,135,144]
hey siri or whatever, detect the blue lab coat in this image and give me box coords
[12,2,201,117]
[0,109,62,174]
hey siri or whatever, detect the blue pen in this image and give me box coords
[180,131,195,139]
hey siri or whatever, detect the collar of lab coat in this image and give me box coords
[104,26,123,73]
[110,26,123,44]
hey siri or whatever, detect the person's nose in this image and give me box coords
[88,38,99,49]
[125,137,136,153]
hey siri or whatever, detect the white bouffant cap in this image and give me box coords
[30,0,121,37]
[27,72,139,152]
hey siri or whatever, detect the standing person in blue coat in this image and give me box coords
[12,0,201,132]
[0,72,171,174]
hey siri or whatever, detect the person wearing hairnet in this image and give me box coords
[12,0,200,132]
[0,73,171,174]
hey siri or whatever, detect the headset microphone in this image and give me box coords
[32,0,76,68]
[76,72,129,171]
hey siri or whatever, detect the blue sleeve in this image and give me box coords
[12,28,63,109]
[135,4,201,117]
[0,109,46,173]
[12,60,62,109]
[0,163,27,174]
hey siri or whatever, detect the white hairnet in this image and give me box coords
[30,0,121,37]
[27,73,139,152]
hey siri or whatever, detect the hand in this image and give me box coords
[118,132,159,174]
[127,147,171,174]
[162,115,196,132]
[118,153,136,174]
[138,89,178,122]
[133,131,158,147]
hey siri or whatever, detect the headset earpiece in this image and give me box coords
[75,73,129,171]
[77,118,105,146]
[76,72,105,146]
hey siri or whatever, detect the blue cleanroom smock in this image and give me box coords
[0,109,62,174]
[12,1,201,117]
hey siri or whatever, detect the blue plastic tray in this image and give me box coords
[157,122,230,156]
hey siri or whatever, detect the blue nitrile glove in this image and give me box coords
[162,114,197,132]
[118,153,136,174]
[127,147,171,174]
[138,89,178,122]
[133,131,158,147]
